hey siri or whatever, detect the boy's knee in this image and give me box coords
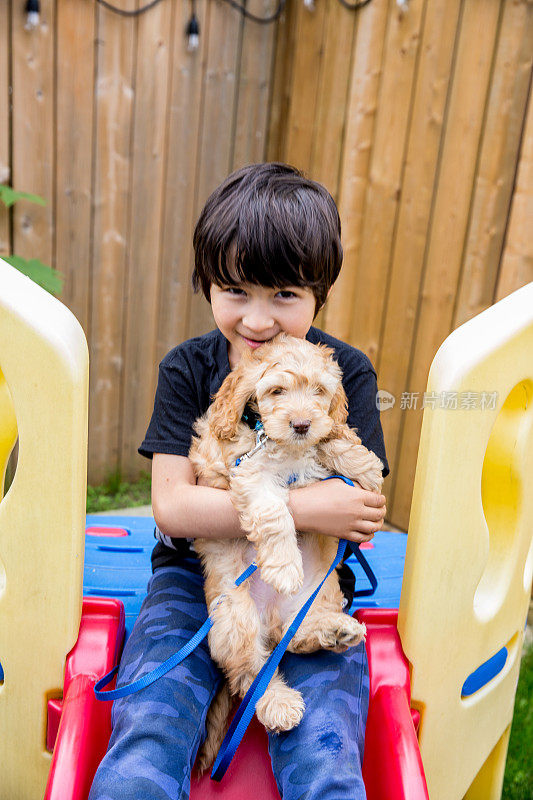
[314,723,344,756]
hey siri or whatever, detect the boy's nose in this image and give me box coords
[242,310,275,333]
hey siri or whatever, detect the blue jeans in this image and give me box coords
[89,561,369,800]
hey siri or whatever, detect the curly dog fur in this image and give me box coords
[189,334,383,771]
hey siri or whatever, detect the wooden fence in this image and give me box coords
[0,0,531,530]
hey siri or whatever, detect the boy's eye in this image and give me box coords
[276,290,297,299]
[225,286,246,296]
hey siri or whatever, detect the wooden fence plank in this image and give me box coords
[88,1,136,483]
[311,0,357,198]
[2,0,529,505]
[346,0,426,367]
[55,0,95,332]
[324,0,390,342]
[314,0,378,333]
[283,1,328,173]
[496,86,533,300]
[391,0,502,529]
[186,0,243,340]
[376,0,462,509]
[10,0,54,265]
[312,0,354,331]
[266,1,297,162]
[156,0,210,363]
[120,0,173,478]
[0,0,10,256]
[231,0,276,170]
[454,0,533,327]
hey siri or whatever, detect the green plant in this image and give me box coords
[0,185,63,296]
[503,643,533,799]
[0,185,46,208]
[86,471,152,513]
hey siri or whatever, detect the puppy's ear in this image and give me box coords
[209,359,262,440]
[329,383,349,431]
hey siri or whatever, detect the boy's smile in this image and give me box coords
[210,283,317,368]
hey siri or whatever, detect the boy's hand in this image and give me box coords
[288,479,386,544]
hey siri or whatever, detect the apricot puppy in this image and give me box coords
[189,334,383,770]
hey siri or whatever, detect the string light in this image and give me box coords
[85,0,374,51]
[24,0,40,30]
[337,0,372,9]
[186,10,200,51]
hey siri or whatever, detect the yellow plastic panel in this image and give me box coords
[398,282,533,800]
[0,366,17,499]
[0,259,88,799]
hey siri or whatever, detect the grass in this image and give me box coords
[86,474,532,796]
[86,471,151,513]
[502,643,533,799]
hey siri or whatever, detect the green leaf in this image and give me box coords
[3,255,63,296]
[0,185,47,208]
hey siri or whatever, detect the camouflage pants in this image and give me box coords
[89,561,369,800]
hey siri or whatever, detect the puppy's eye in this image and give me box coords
[313,386,326,396]
[270,387,285,396]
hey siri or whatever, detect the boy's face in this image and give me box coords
[210,282,317,368]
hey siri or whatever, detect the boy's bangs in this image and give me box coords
[218,194,333,295]
[219,237,321,292]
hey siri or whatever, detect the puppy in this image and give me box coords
[189,334,383,770]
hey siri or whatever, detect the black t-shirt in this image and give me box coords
[139,327,389,604]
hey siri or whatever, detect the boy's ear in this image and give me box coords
[315,286,334,316]
[322,286,334,307]
[209,359,262,440]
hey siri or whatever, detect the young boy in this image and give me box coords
[89,163,388,800]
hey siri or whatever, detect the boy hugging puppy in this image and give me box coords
[89,162,389,800]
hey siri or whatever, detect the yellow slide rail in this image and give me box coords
[399,282,533,800]
[0,259,88,799]
[0,254,530,799]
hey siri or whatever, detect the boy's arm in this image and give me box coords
[152,453,243,539]
[152,453,385,544]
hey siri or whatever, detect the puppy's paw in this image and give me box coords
[317,614,366,652]
[357,470,383,494]
[256,684,305,733]
[260,561,304,595]
[355,458,384,493]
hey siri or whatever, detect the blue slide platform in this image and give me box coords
[84,515,407,639]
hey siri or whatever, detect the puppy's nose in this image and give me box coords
[290,419,311,435]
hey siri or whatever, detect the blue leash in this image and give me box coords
[211,535,350,780]
[211,475,375,780]
[323,475,378,599]
[94,560,259,700]
[94,475,378,780]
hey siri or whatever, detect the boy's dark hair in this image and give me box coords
[192,163,343,315]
